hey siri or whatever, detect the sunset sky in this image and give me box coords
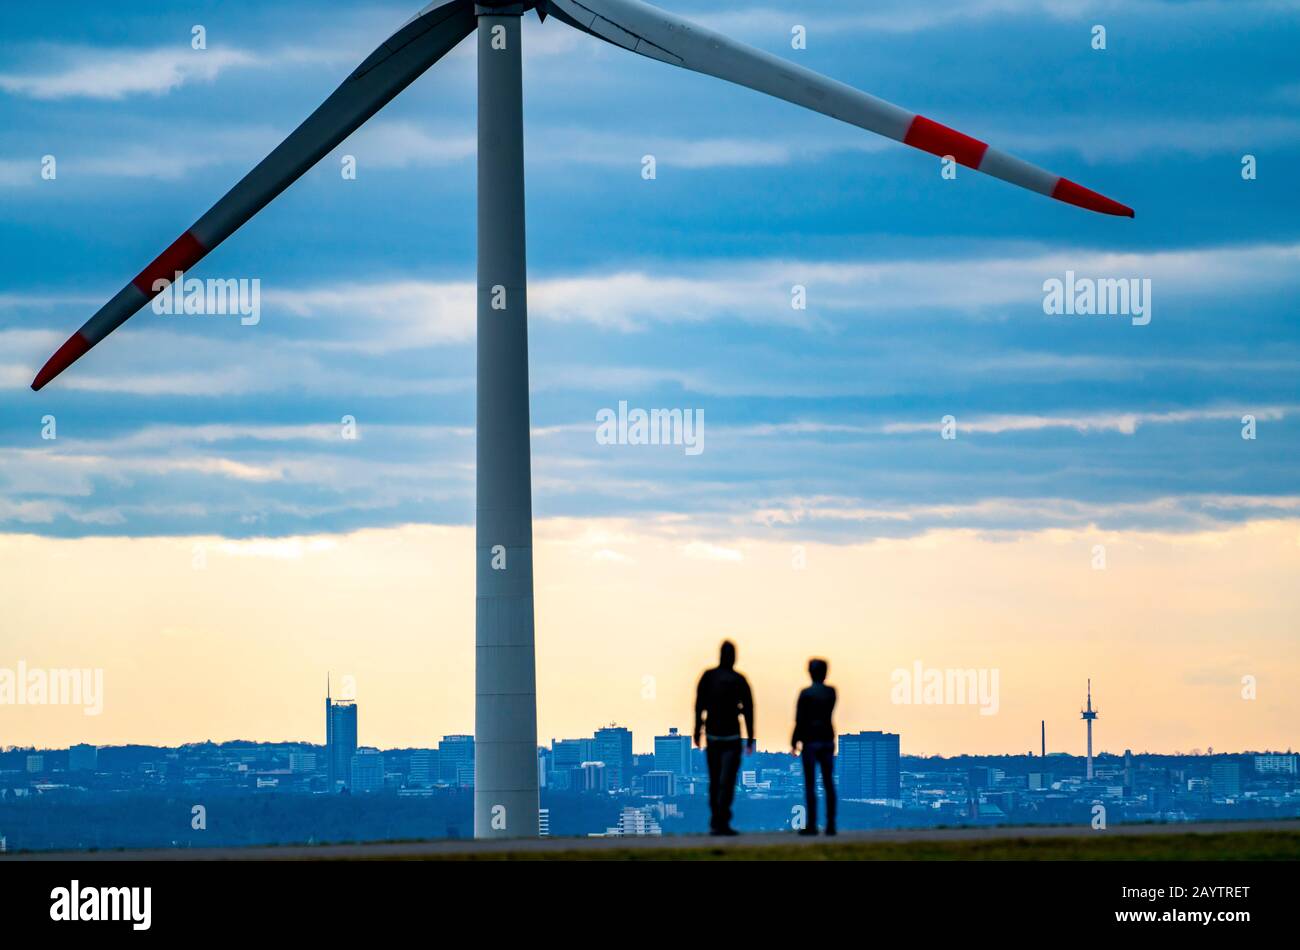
[2,0,1297,755]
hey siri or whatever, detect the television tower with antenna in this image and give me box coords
[1081,679,1099,779]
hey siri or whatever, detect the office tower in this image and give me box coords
[439,734,475,786]
[643,771,675,797]
[552,738,592,769]
[690,747,706,777]
[1147,785,1165,813]
[1080,679,1098,780]
[288,752,317,774]
[547,766,574,792]
[350,748,385,793]
[1254,754,1298,775]
[26,754,44,774]
[654,727,691,776]
[839,731,901,802]
[552,738,594,783]
[1211,762,1241,799]
[68,743,98,772]
[325,676,358,790]
[593,725,633,790]
[409,750,439,787]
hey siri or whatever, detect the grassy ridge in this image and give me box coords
[417,830,1300,861]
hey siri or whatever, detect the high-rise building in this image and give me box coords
[969,766,1002,790]
[594,725,633,790]
[68,743,98,772]
[409,750,439,787]
[26,754,44,774]
[325,677,358,790]
[1211,762,1241,799]
[690,747,706,777]
[839,731,901,803]
[552,738,593,775]
[580,761,607,792]
[1255,754,1298,775]
[654,728,691,776]
[439,735,474,786]
[288,752,317,774]
[350,748,385,793]
[643,770,675,797]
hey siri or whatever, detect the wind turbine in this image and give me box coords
[30,0,1133,839]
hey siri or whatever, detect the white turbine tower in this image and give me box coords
[30,0,1133,839]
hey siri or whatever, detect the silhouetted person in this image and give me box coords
[792,658,836,836]
[694,640,755,835]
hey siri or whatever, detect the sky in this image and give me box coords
[1,0,1297,755]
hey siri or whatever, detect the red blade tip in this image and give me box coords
[31,332,92,391]
[1052,177,1134,217]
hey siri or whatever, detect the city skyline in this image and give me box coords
[10,734,1293,853]
[6,675,1294,852]
[5,672,1294,761]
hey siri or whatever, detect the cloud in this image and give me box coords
[696,0,1292,38]
[681,540,744,561]
[343,121,476,168]
[746,494,1300,534]
[0,125,290,188]
[344,120,890,172]
[210,537,339,559]
[878,407,1290,436]
[266,280,477,348]
[998,116,1300,164]
[5,239,1298,397]
[270,239,1300,343]
[0,46,256,100]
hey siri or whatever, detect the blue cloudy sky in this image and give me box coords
[2,0,1298,543]
[4,1,1300,753]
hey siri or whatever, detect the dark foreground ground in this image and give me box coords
[9,819,1298,861]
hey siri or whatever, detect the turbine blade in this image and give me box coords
[31,0,477,391]
[545,0,1133,217]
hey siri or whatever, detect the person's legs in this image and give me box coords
[817,743,837,833]
[716,740,741,831]
[800,746,819,831]
[705,743,722,831]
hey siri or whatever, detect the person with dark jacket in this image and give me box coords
[694,640,755,835]
[791,658,836,836]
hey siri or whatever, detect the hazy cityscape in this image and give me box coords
[1,684,1296,853]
